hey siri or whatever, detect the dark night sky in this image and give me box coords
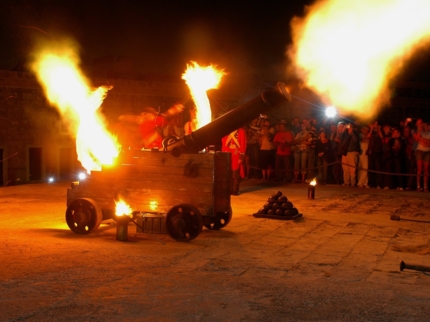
[0,0,429,82]
[0,0,316,80]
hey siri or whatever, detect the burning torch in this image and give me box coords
[115,199,133,241]
[308,178,316,199]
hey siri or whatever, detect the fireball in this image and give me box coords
[182,62,225,129]
[289,0,430,119]
[30,40,120,173]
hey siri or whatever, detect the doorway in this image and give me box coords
[29,147,42,181]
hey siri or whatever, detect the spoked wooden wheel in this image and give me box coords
[166,204,203,242]
[65,198,102,234]
[204,206,233,230]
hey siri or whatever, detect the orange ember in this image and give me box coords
[30,41,120,173]
[182,62,225,129]
[289,0,430,119]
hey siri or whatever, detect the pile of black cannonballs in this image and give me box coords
[257,191,299,217]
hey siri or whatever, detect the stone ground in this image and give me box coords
[1,179,430,321]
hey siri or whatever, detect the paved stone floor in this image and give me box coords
[0,180,429,321]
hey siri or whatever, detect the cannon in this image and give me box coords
[65,82,292,242]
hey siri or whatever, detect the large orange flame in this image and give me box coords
[30,41,120,173]
[289,0,430,119]
[182,62,225,129]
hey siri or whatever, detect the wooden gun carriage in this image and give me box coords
[66,149,231,241]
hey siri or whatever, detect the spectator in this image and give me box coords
[293,122,311,183]
[357,126,370,188]
[315,129,333,185]
[273,121,294,181]
[328,123,339,183]
[367,121,384,188]
[307,118,318,182]
[258,125,275,180]
[290,117,301,135]
[339,123,360,187]
[383,127,406,190]
[403,125,416,190]
[413,120,430,192]
[245,118,261,179]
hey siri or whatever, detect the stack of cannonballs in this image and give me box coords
[255,191,301,219]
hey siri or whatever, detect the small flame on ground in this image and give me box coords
[182,62,225,129]
[115,199,133,217]
[288,0,430,120]
[29,40,120,173]
[310,179,317,186]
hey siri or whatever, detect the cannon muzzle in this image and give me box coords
[165,81,292,156]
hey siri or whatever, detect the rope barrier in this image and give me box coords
[245,159,424,177]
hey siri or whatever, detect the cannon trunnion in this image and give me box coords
[66,150,232,242]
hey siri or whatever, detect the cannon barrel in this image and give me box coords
[165,81,292,156]
[400,260,430,272]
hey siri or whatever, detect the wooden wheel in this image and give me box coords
[166,204,203,242]
[65,198,102,234]
[204,206,233,230]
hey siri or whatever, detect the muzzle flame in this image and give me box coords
[30,41,120,173]
[182,62,225,129]
[289,0,430,120]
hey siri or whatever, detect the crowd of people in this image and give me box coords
[242,115,430,192]
[115,104,430,194]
